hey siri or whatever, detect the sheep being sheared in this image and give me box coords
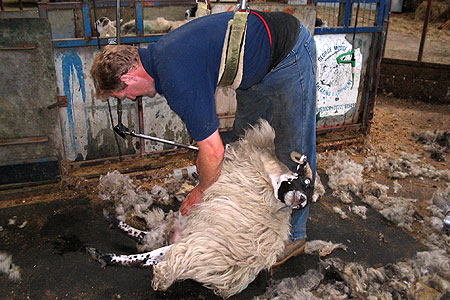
[88,120,314,298]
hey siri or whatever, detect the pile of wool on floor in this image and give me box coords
[97,170,195,250]
[412,130,449,161]
[320,149,449,250]
[259,138,448,300]
[254,249,449,300]
[0,252,20,281]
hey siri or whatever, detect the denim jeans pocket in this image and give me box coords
[271,49,297,73]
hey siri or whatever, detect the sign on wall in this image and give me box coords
[314,34,362,119]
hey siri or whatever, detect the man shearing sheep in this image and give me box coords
[90,10,317,266]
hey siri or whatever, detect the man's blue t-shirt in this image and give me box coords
[138,12,272,142]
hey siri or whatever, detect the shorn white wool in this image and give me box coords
[254,249,450,300]
[98,170,154,222]
[0,252,20,281]
[304,240,347,257]
[289,147,449,299]
[323,150,450,249]
[98,172,191,250]
[152,120,294,298]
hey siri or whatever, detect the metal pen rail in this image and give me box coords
[38,0,196,48]
[38,0,389,48]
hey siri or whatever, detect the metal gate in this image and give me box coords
[1,0,390,169]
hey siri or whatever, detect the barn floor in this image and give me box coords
[0,173,425,300]
[0,96,448,300]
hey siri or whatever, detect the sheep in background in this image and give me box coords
[95,16,192,38]
[97,3,207,38]
[95,17,120,38]
[185,5,197,19]
[185,3,210,19]
[88,120,314,298]
[120,17,173,36]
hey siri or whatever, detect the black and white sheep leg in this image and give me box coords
[87,245,172,268]
[104,212,148,243]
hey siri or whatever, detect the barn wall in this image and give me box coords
[379,58,450,103]
[0,19,63,183]
[53,46,190,161]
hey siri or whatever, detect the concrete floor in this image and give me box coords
[0,170,425,300]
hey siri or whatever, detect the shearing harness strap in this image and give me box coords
[217,11,249,88]
[217,10,273,89]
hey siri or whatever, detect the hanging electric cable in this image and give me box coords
[95,0,123,160]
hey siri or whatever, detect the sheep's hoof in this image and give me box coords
[86,247,111,268]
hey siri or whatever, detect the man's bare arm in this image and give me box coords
[180,130,224,215]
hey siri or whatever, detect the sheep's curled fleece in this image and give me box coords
[152,120,293,298]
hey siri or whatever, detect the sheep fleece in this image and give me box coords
[152,120,292,298]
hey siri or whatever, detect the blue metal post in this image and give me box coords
[135,1,144,36]
[82,0,92,39]
[344,0,353,27]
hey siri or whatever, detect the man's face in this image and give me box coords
[110,86,140,100]
[110,72,156,100]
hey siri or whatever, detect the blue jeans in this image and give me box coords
[233,24,317,241]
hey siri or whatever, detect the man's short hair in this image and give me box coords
[90,45,139,100]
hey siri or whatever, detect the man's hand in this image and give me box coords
[180,129,224,216]
[180,185,204,216]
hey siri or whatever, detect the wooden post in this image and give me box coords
[417,0,432,61]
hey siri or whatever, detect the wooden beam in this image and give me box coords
[0,136,48,146]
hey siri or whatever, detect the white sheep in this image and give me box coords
[120,17,173,35]
[95,17,120,38]
[89,120,314,298]
[95,17,183,38]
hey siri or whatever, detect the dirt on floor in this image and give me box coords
[384,12,450,64]
[320,95,449,245]
[366,95,449,164]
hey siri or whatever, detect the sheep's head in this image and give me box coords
[274,152,314,210]
[95,17,122,35]
[95,17,112,35]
